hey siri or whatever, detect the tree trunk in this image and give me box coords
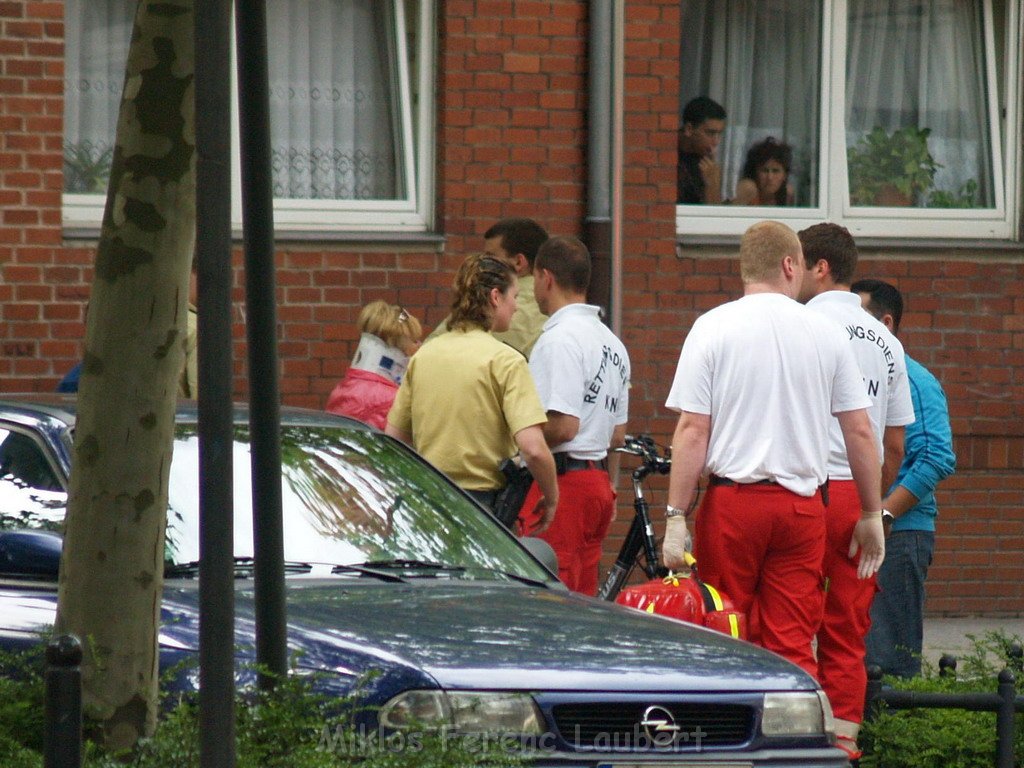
[55,0,195,751]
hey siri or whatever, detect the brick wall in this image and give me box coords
[0,1,66,385]
[437,0,590,288]
[1,0,1022,614]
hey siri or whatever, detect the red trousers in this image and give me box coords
[816,479,877,724]
[520,468,614,595]
[693,483,826,679]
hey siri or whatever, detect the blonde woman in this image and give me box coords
[386,254,559,533]
[326,300,423,430]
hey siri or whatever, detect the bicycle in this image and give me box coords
[596,434,675,601]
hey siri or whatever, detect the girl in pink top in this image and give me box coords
[326,301,422,430]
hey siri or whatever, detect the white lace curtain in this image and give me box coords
[680,0,993,207]
[63,0,401,201]
[266,0,401,200]
[846,0,993,205]
[63,0,134,193]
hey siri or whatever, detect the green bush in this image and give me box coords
[0,647,46,757]
[860,630,1024,768]
[0,652,525,768]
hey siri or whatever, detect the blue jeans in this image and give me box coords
[865,530,935,678]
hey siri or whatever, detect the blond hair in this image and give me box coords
[739,220,801,284]
[358,300,422,348]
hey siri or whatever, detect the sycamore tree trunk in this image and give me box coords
[55,0,195,751]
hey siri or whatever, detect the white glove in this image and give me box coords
[849,514,885,579]
[662,516,692,570]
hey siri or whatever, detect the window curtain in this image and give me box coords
[846,0,994,207]
[63,0,134,193]
[679,0,822,205]
[64,0,402,202]
[266,0,402,201]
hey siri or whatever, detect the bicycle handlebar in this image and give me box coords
[615,433,671,474]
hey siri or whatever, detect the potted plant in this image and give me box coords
[62,142,114,194]
[847,125,940,206]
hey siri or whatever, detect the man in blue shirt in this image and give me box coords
[852,279,957,677]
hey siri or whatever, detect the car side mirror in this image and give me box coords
[0,530,62,579]
[520,537,560,581]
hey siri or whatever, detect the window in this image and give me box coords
[0,429,66,529]
[678,0,1021,240]
[62,0,435,234]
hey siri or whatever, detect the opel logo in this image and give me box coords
[640,704,681,745]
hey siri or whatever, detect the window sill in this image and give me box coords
[63,226,447,250]
[677,234,1024,255]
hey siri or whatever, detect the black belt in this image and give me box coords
[709,474,830,505]
[709,475,776,487]
[554,454,608,475]
[465,488,500,508]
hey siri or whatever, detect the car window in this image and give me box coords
[0,428,67,531]
[164,424,550,581]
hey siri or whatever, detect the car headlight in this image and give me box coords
[761,691,834,736]
[379,690,544,735]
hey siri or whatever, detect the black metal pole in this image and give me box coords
[863,664,883,722]
[44,634,82,768]
[234,0,287,687]
[195,0,236,764]
[995,667,1016,768]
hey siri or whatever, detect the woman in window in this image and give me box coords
[732,137,795,206]
[385,254,559,533]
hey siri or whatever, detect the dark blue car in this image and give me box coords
[0,395,847,766]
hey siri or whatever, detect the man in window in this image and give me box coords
[676,96,726,205]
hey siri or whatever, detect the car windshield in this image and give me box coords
[1,418,550,584]
[164,423,549,582]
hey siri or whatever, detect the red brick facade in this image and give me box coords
[1,1,1022,615]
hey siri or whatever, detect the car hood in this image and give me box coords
[161,580,814,693]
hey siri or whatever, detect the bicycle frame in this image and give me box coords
[596,435,671,601]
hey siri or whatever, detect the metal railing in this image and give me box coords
[864,644,1024,768]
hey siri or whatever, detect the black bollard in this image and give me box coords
[863,664,885,722]
[995,666,1016,768]
[44,634,83,768]
[938,653,957,678]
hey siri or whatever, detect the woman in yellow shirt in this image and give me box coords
[386,254,559,533]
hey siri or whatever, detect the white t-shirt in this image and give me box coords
[529,303,630,460]
[666,292,870,496]
[806,291,915,479]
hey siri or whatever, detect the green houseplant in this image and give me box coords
[847,125,940,206]
[62,142,114,194]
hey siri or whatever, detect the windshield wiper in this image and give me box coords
[461,566,552,588]
[354,559,468,577]
[329,563,409,583]
[354,559,549,586]
[164,557,313,579]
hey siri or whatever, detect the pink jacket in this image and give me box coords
[325,368,399,431]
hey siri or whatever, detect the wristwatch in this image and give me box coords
[881,509,895,524]
[665,504,687,519]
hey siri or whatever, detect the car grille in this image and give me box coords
[551,702,755,751]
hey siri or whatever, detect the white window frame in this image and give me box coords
[677,0,1022,241]
[62,0,436,236]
